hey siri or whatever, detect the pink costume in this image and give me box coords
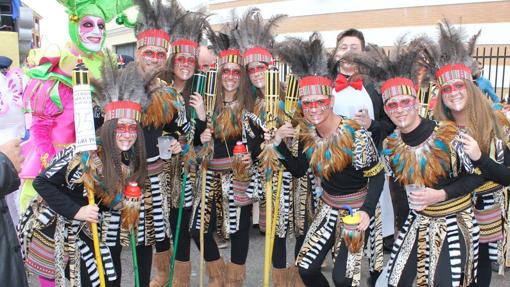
[20,55,76,179]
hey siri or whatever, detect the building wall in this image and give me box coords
[0,31,19,67]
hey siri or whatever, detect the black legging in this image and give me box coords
[191,199,251,264]
[155,207,192,262]
[272,235,306,268]
[79,234,153,287]
[390,230,466,287]
[470,243,492,287]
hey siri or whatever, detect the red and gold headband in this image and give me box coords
[218,49,242,66]
[171,39,199,56]
[381,77,417,103]
[104,101,142,122]
[298,76,332,97]
[436,63,472,85]
[243,46,272,66]
[136,29,170,50]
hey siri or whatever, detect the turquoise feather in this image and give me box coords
[342,147,353,157]
[325,149,332,160]
[434,139,448,152]
[392,153,401,165]
[397,160,405,172]
[420,157,427,175]
[344,124,356,137]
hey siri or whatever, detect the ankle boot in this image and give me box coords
[206,257,225,287]
[271,267,287,287]
[288,265,306,287]
[149,249,172,287]
[225,262,246,287]
[171,260,191,287]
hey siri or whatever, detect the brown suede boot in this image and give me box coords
[271,267,287,287]
[149,249,172,287]
[206,257,225,287]
[288,265,305,287]
[171,260,191,287]
[225,262,246,287]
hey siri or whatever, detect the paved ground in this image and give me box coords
[29,227,508,286]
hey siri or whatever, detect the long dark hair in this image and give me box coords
[98,119,148,194]
[215,63,254,113]
[166,53,197,117]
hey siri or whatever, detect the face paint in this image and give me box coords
[78,15,105,52]
[301,95,333,125]
[115,119,138,151]
[221,63,242,92]
[137,45,167,74]
[247,62,267,89]
[440,80,468,112]
[173,53,196,81]
[384,95,420,132]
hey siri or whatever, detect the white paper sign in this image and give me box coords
[73,84,97,152]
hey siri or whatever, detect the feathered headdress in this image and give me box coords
[96,51,153,122]
[344,36,426,103]
[422,19,480,85]
[170,2,208,57]
[134,0,180,50]
[207,11,242,66]
[276,32,332,97]
[233,8,286,66]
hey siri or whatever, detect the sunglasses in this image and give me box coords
[384,98,416,114]
[116,124,138,137]
[247,64,268,75]
[175,55,196,66]
[141,49,167,61]
[221,68,242,78]
[441,81,466,95]
[301,98,332,111]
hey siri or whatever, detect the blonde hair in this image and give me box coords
[433,79,504,153]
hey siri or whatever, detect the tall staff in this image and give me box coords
[268,74,299,259]
[72,57,105,287]
[261,66,281,287]
[197,68,217,287]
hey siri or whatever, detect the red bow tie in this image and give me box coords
[334,74,363,92]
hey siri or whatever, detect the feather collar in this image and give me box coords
[301,117,361,180]
[383,121,457,186]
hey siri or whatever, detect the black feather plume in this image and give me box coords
[421,19,480,78]
[233,8,286,53]
[276,32,331,79]
[343,35,428,92]
[97,50,154,110]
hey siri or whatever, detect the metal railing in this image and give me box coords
[473,46,510,102]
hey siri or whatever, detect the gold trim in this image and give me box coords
[363,162,384,177]
[420,194,472,217]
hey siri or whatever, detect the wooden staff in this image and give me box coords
[199,68,217,287]
[262,67,280,287]
[268,74,299,259]
[72,57,105,287]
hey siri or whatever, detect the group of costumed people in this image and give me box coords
[0,0,508,286]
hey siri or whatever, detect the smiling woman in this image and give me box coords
[18,57,151,287]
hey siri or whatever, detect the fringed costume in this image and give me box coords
[383,119,482,287]
[424,20,510,285]
[276,33,385,287]
[148,0,205,287]
[348,34,485,286]
[18,60,152,286]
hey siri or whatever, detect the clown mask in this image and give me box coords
[78,15,105,53]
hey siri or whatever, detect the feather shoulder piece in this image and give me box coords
[383,120,458,186]
[301,118,362,180]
